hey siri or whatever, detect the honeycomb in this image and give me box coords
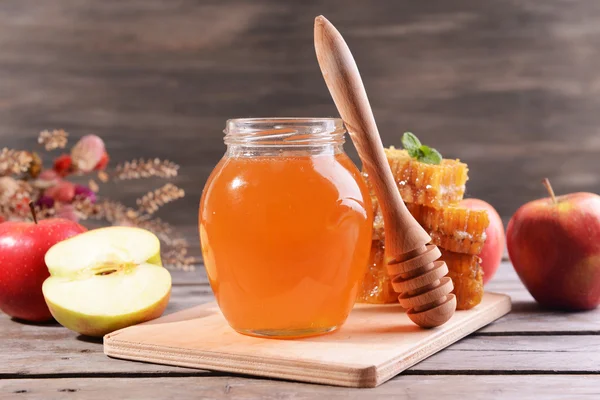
[356,241,397,304]
[358,145,484,309]
[440,249,484,310]
[357,243,484,310]
[381,147,468,209]
[371,195,489,255]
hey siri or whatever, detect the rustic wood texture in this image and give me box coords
[103,293,509,388]
[2,261,599,397]
[1,0,599,237]
[3,376,600,400]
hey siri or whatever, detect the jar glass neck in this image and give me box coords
[224,118,345,157]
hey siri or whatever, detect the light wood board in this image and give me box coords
[104,292,510,388]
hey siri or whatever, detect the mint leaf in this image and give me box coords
[419,146,442,165]
[407,147,421,158]
[400,132,443,164]
[401,132,421,152]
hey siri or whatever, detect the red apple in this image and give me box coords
[0,208,86,321]
[460,198,505,284]
[507,179,600,311]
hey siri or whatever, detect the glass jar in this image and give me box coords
[199,118,373,338]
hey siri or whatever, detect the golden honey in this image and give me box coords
[200,118,373,338]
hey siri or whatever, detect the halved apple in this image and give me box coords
[42,227,171,337]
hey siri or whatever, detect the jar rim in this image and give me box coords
[224,117,345,147]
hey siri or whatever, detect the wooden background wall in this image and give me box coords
[1,0,599,234]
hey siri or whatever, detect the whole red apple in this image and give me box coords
[460,198,505,284]
[0,208,86,321]
[507,179,600,311]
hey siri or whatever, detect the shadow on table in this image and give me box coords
[10,317,61,327]
[510,300,598,314]
[76,334,103,344]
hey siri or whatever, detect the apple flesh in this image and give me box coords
[43,227,171,336]
[0,218,86,322]
[460,199,505,285]
[507,183,600,311]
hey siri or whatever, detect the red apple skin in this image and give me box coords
[507,193,600,311]
[0,219,87,321]
[460,199,505,285]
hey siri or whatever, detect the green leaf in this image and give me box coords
[401,131,443,164]
[401,132,421,151]
[407,147,421,158]
[419,146,442,165]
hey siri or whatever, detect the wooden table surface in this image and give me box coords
[2,258,599,399]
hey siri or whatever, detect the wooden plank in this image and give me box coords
[417,335,600,373]
[481,263,600,333]
[104,294,511,388]
[3,310,600,378]
[1,261,596,378]
[2,375,600,400]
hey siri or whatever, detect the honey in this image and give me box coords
[200,118,373,338]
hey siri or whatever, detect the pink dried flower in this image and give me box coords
[45,181,76,203]
[33,170,61,189]
[74,185,97,203]
[71,135,106,173]
[54,204,79,222]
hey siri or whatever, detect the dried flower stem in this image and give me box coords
[136,183,185,215]
[113,158,179,181]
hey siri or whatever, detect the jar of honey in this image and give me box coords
[199,118,373,338]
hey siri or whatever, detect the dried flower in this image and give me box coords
[38,129,69,151]
[54,204,78,222]
[136,183,185,215]
[33,170,61,189]
[0,179,34,220]
[88,179,99,193]
[95,152,109,171]
[162,245,197,271]
[44,181,76,203]
[35,195,55,210]
[74,185,97,203]
[0,148,32,176]
[114,158,179,180]
[53,154,73,177]
[2,129,192,271]
[28,152,43,179]
[0,176,21,202]
[74,198,138,224]
[71,135,106,173]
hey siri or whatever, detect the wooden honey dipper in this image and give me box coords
[314,15,456,328]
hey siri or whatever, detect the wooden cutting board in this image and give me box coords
[104,292,510,388]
